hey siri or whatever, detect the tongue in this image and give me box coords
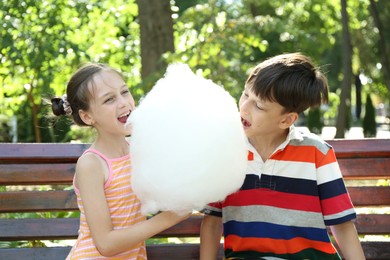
[118,116,127,123]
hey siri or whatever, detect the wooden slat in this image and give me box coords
[146,244,207,260]
[327,139,390,158]
[0,216,203,241]
[156,215,202,237]
[1,214,388,242]
[0,164,75,185]
[0,247,72,260]
[0,139,389,163]
[2,186,387,213]
[338,157,390,178]
[0,158,388,184]
[0,245,207,260]
[0,242,388,260]
[355,214,390,234]
[0,218,79,241]
[0,190,78,213]
[0,143,89,163]
[348,186,390,206]
[0,160,386,185]
[361,242,390,260]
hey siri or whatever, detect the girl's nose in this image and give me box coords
[119,96,128,106]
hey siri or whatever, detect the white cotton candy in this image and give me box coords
[127,64,247,214]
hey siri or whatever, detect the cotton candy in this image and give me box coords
[127,64,247,214]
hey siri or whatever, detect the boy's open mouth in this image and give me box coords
[241,117,251,128]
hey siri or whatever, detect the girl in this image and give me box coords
[51,63,188,259]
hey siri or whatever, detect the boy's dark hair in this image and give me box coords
[246,53,329,114]
[51,63,121,126]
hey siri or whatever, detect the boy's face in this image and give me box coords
[238,86,295,139]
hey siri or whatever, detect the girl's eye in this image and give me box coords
[121,89,130,95]
[104,97,114,103]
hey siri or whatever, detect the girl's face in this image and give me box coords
[238,86,292,139]
[85,70,135,137]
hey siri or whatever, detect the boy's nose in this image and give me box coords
[239,101,249,113]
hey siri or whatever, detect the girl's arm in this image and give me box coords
[76,154,189,257]
[200,214,223,260]
[330,221,365,260]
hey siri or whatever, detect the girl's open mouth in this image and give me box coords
[118,112,130,124]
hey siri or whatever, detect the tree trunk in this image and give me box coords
[27,87,41,143]
[369,0,390,93]
[137,0,174,85]
[335,0,353,138]
[355,74,362,119]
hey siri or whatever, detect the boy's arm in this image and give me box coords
[200,214,223,260]
[330,220,365,260]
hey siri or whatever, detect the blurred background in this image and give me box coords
[0,0,389,143]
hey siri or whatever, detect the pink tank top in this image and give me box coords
[66,148,147,259]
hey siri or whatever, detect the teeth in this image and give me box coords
[119,112,130,117]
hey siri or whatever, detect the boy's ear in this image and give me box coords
[79,109,95,126]
[280,112,298,129]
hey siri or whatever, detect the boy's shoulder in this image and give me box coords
[290,130,332,155]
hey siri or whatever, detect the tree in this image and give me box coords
[355,74,362,119]
[137,0,174,90]
[335,0,353,138]
[363,94,377,137]
[369,0,390,93]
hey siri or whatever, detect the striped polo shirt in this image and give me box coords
[67,148,147,259]
[203,125,356,260]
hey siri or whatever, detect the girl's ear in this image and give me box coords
[280,112,298,129]
[79,109,95,126]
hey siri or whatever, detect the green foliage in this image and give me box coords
[307,107,323,135]
[0,0,389,142]
[363,94,377,137]
[323,92,340,126]
[64,125,96,144]
[0,0,140,143]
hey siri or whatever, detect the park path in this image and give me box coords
[297,125,390,139]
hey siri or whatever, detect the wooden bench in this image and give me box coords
[0,139,389,260]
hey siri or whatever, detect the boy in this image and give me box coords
[200,53,365,259]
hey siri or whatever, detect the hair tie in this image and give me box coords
[62,94,73,116]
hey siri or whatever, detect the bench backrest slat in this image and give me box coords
[348,186,390,206]
[0,143,88,163]
[1,214,389,242]
[0,190,78,212]
[1,187,389,213]
[0,139,388,162]
[327,139,390,158]
[338,157,390,178]
[0,164,74,185]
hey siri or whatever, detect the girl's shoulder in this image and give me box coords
[76,151,109,180]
